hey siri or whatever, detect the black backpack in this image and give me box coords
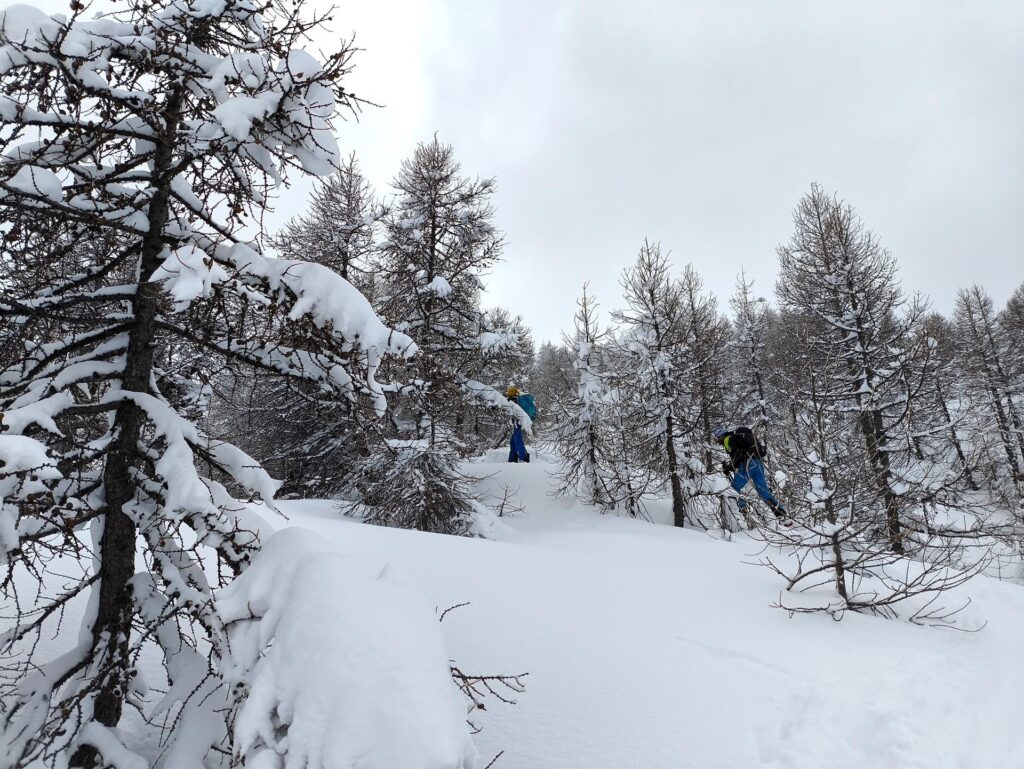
[730,427,769,462]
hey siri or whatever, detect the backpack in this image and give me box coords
[517,393,537,420]
[727,427,759,462]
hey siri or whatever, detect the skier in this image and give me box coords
[506,386,536,463]
[713,426,789,524]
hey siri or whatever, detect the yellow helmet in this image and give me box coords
[506,386,520,398]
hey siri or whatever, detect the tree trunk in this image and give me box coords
[665,411,687,528]
[987,383,1021,479]
[586,422,601,507]
[1003,395,1024,476]
[934,377,977,490]
[979,308,1024,468]
[72,88,182,769]
[830,531,848,601]
[859,408,903,554]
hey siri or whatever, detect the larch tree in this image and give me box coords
[728,270,775,434]
[529,341,574,415]
[676,264,730,472]
[919,313,979,491]
[0,1,412,765]
[776,184,926,554]
[212,153,384,496]
[762,297,987,623]
[346,136,525,534]
[270,151,381,284]
[1001,282,1024,381]
[955,285,1024,484]
[458,306,535,454]
[612,240,695,527]
[1002,283,1024,482]
[551,285,614,509]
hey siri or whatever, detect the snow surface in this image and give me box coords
[271,450,1024,769]
[5,449,1023,768]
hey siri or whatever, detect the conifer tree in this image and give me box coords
[955,285,1024,483]
[0,1,411,763]
[1001,283,1024,372]
[348,137,524,533]
[271,152,381,283]
[551,285,614,508]
[676,265,731,471]
[458,306,535,453]
[213,154,384,496]
[601,343,663,519]
[728,271,775,433]
[612,240,696,527]
[776,184,925,553]
[1001,284,1024,475]
[919,313,979,490]
[529,341,574,421]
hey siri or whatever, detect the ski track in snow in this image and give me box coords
[275,449,1024,769]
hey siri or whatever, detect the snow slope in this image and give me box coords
[276,449,1024,769]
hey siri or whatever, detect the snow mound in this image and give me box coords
[219,528,479,769]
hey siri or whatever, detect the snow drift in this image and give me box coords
[220,528,479,769]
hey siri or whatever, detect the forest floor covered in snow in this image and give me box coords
[271,449,1024,769]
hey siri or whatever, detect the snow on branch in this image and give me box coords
[220,242,416,360]
[464,379,532,433]
[104,389,280,510]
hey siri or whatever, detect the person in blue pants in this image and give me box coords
[509,422,528,463]
[713,426,787,520]
[506,386,535,463]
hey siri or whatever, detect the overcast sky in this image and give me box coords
[35,0,1021,343]
[283,0,1020,344]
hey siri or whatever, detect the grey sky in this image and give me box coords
[294,0,1022,345]
[33,0,1024,343]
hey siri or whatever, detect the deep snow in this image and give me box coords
[272,449,1024,769]
[5,449,1022,768]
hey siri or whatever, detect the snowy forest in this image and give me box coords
[1,0,1022,767]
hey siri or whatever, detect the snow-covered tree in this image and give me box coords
[611,240,698,527]
[270,151,381,284]
[588,339,664,520]
[213,154,384,496]
[918,313,979,491]
[955,285,1024,485]
[0,1,413,764]
[762,309,988,623]
[347,137,525,533]
[776,184,929,554]
[762,313,867,604]
[529,341,574,419]
[727,270,775,434]
[1001,282,1024,382]
[551,285,615,508]
[1002,283,1024,479]
[456,306,535,454]
[675,264,730,472]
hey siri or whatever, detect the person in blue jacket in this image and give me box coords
[506,386,536,463]
[713,426,788,522]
